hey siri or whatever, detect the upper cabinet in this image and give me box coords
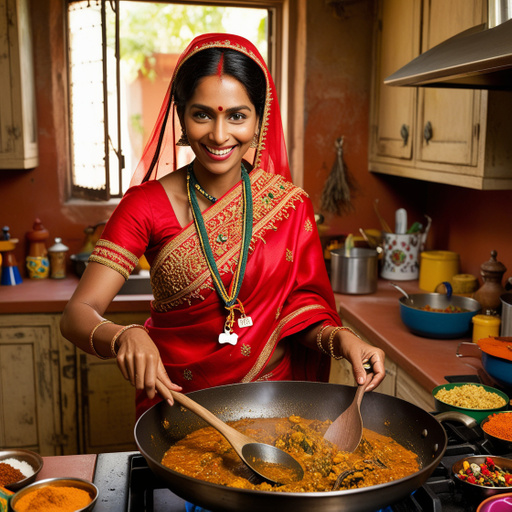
[0,0,38,169]
[369,0,512,190]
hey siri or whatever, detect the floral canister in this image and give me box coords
[381,232,421,281]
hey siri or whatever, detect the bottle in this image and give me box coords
[26,218,50,279]
[473,250,507,315]
[48,237,69,279]
[0,226,22,286]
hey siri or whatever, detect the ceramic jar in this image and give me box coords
[26,218,50,279]
[48,237,69,279]
[418,250,460,292]
[473,250,507,315]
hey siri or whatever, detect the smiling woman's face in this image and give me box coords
[183,74,259,179]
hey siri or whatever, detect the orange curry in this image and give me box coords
[161,415,420,492]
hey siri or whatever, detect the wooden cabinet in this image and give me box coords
[369,0,512,190]
[0,311,147,455]
[0,315,74,455]
[0,0,38,169]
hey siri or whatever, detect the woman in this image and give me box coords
[60,33,385,418]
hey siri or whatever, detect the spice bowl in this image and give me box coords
[452,455,512,503]
[0,449,43,491]
[481,411,512,452]
[10,477,98,512]
[432,382,510,424]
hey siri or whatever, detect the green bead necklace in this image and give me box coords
[187,162,253,345]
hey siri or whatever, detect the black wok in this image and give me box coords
[135,381,447,512]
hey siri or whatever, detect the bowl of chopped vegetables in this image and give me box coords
[481,411,512,452]
[452,456,512,502]
[432,383,509,424]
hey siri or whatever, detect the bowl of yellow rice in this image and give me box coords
[432,382,509,424]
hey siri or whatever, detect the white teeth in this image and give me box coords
[206,146,233,156]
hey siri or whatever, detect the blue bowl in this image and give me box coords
[399,293,481,339]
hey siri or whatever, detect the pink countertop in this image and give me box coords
[38,454,97,482]
[334,279,482,393]
[0,276,151,314]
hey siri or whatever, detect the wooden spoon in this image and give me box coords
[155,381,304,485]
[323,370,373,452]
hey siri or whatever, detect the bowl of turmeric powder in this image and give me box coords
[481,411,512,452]
[0,449,43,491]
[10,477,98,512]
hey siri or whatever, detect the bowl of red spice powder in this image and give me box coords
[481,411,512,452]
[10,477,98,512]
[0,449,43,491]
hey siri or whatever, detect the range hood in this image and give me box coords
[385,0,512,89]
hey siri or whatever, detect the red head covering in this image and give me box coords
[130,33,291,185]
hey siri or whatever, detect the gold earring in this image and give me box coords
[250,133,259,149]
[176,129,190,146]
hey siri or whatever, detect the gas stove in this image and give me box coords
[91,377,510,512]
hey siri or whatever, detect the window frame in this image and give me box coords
[66,0,291,202]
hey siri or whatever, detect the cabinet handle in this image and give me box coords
[400,124,409,146]
[424,121,433,144]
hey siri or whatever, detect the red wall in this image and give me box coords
[0,0,511,289]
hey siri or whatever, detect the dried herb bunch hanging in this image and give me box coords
[320,137,358,216]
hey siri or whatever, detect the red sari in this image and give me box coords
[90,34,341,417]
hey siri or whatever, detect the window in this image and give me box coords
[67,1,274,201]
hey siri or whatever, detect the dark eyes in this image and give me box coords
[191,111,247,122]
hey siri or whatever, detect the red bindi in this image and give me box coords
[218,106,224,111]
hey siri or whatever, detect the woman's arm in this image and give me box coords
[60,261,181,401]
[295,323,386,391]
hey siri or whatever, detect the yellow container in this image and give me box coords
[472,314,501,343]
[419,250,460,292]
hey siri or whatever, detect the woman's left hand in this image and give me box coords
[336,330,386,391]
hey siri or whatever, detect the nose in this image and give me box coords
[209,118,229,146]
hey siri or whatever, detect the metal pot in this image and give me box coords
[456,341,512,392]
[501,293,512,336]
[398,293,481,339]
[330,247,378,295]
[134,381,447,512]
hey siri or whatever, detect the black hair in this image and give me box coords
[172,48,266,121]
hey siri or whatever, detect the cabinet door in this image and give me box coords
[0,0,38,169]
[371,0,421,160]
[0,316,62,455]
[417,0,483,166]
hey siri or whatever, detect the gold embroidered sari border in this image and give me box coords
[241,304,327,383]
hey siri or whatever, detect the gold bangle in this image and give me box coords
[89,319,113,359]
[339,326,362,340]
[316,324,331,356]
[110,324,149,357]
[328,326,343,360]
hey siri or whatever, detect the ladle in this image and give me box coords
[323,367,373,453]
[155,381,304,485]
[390,282,410,300]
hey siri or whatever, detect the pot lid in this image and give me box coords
[384,0,512,89]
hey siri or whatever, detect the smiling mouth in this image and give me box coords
[204,145,236,156]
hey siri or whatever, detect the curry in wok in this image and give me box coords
[161,415,419,492]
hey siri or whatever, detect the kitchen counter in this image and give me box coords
[0,275,151,314]
[334,279,482,395]
[0,274,481,398]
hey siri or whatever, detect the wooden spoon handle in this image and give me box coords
[155,380,250,453]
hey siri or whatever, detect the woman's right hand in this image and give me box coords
[115,327,182,403]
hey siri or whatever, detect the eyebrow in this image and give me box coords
[189,104,253,114]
